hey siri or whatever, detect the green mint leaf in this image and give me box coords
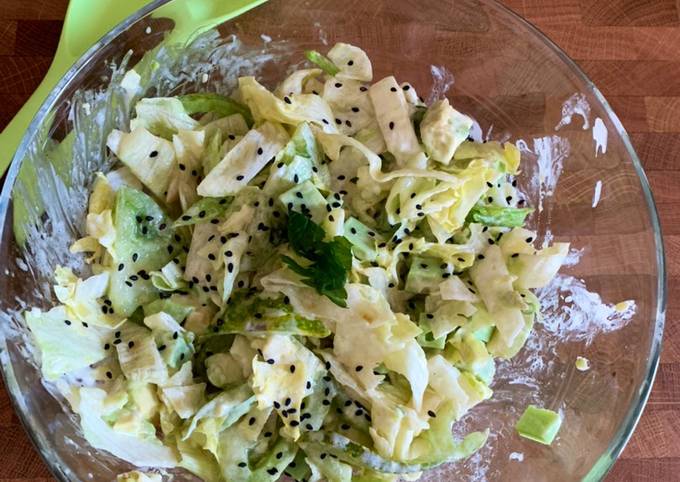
[282,213,351,306]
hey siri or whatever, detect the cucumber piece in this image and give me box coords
[516,405,562,445]
[416,316,447,350]
[343,217,384,262]
[404,256,446,294]
[473,324,495,343]
[143,296,194,324]
[210,292,330,338]
[108,187,181,317]
[173,196,232,228]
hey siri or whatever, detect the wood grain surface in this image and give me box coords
[0,0,677,480]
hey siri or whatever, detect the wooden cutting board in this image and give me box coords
[0,0,677,480]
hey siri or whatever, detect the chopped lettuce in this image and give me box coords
[25,305,109,381]
[179,93,253,126]
[26,40,574,482]
[130,97,199,139]
[197,121,288,197]
[106,127,175,199]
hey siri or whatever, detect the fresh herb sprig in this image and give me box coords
[281,211,352,307]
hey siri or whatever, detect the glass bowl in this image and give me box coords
[0,0,665,480]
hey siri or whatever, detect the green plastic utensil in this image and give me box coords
[0,0,267,177]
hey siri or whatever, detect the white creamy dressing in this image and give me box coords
[592,117,608,156]
[555,92,591,130]
[529,135,570,211]
[592,179,603,208]
[427,65,454,104]
[468,118,484,143]
[509,452,524,462]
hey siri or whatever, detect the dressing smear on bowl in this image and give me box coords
[2,29,637,482]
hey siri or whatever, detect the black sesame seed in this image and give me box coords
[128,341,135,349]
[355,365,363,372]
[526,237,534,243]
[249,417,256,425]
[274,401,281,409]
[478,254,485,260]
[335,82,342,88]
[390,86,397,92]
[428,410,437,418]
[267,468,278,475]
[149,150,158,158]
[106,371,113,379]
[267,358,275,365]
[290,420,300,427]
[322,399,331,406]
[236,175,244,181]
[284,96,292,104]
[511,253,520,258]
[257,147,263,155]
[238,462,247,468]
[132,253,139,262]
[290,364,296,373]
[285,397,292,406]
[389,121,395,130]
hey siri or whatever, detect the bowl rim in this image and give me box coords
[0,0,666,480]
